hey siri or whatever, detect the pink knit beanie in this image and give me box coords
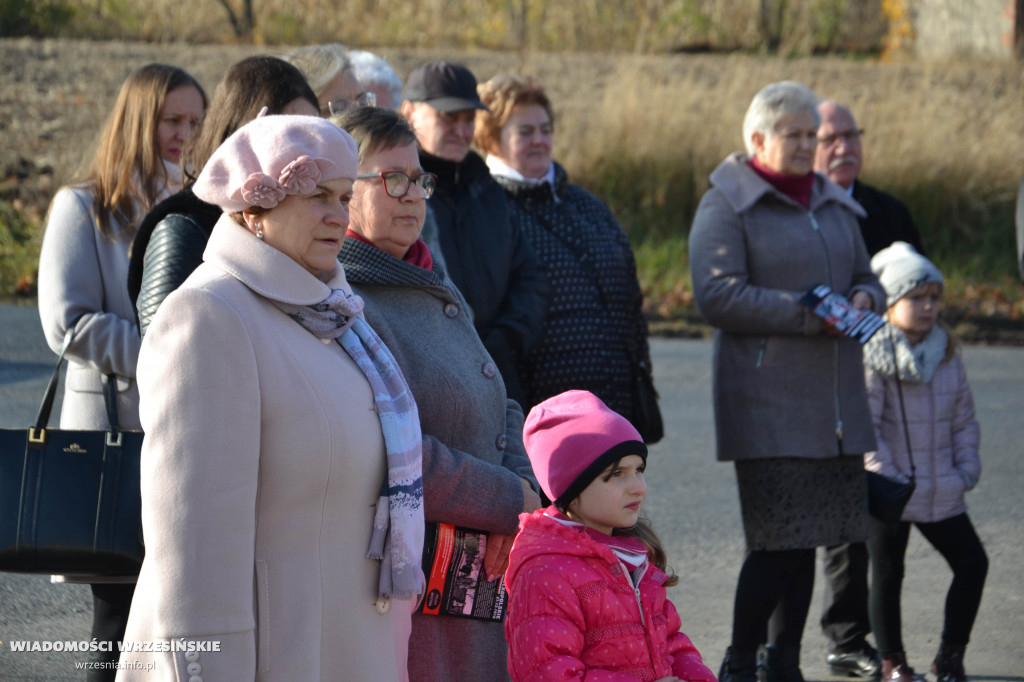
[523,390,647,508]
[194,114,358,213]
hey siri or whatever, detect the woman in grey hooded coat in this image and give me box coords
[688,81,885,682]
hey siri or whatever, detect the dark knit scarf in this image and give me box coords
[345,230,433,270]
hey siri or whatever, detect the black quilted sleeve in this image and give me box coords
[136,214,209,338]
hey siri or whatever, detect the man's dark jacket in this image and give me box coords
[419,149,549,406]
[852,180,925,257]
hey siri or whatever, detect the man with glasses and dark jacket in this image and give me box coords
[813,99,927,680]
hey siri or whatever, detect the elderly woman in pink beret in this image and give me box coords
[117,115,424,681]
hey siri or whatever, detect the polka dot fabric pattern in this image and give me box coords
[504,510,717,682]
[494,164,651,420]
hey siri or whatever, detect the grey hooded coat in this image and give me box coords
[689,153,885,462]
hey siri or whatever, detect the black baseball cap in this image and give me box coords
[403,61,489,113]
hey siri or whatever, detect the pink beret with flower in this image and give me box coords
[194,114,358,213]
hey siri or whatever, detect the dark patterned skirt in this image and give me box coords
[735,456,868,551]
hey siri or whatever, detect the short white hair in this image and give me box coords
[282,43,352,96]
[348,50,403,110]
[742,81,820,155]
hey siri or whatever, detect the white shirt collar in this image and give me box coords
[485,155,556,189]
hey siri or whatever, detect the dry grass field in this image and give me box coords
[2,37,1024,327]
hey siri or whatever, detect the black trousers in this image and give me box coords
[820,541,872,652]
[867,512,988,656]
[730,548,816,650]
[87,582,136,682]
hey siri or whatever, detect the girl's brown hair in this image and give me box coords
[614,518,679,588]
[82,63,206,241]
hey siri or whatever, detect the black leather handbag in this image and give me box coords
[0,326,144,576]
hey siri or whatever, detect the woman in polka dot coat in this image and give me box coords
[505,390,717,682]
[475,76,654,428]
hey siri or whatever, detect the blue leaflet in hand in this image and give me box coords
[800,284,885,344]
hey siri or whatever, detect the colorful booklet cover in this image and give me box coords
[420,522,507,622]
[800,284,886,344]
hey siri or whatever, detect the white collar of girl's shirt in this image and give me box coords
[486,154,556,188]
[545,512,649,573]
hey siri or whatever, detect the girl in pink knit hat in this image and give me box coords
[505,390,716,682]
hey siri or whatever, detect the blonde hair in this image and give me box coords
[282,43,353,97]
[82,63,206,241]
[474,74,554,156]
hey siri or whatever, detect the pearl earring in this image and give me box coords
[255,223,264,240]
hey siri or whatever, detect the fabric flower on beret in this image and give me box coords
[240,173,287,209]
[278,155,321,195]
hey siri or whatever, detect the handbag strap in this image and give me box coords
[32,323,123,447]
[887,324,917,480]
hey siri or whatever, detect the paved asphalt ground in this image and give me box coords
[0,303,1021,681]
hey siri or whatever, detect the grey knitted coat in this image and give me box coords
[339,236,535,682]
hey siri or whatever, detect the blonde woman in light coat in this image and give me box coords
[37,63,205,681]
[118,115,424,681]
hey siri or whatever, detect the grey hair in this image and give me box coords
[282,43,352,97]
[741,81,820,156]
[348,50,403,110]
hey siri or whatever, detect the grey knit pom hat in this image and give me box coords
[870,241,944,306]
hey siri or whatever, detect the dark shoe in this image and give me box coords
[761,644,804,682]
[881,652,924,682]
[930,642,967,682]
[827,642,882,679]
[719,646,758,682]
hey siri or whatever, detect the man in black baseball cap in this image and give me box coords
[401,60,488,162]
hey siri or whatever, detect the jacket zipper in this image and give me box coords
[620,560,660,672]
[808,211,844,448]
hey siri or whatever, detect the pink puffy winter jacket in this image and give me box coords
[863,350,981,524]
[504,508,717,682]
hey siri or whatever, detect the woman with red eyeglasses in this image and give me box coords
[334,106,542,682]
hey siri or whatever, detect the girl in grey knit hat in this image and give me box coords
[863,242,987,682]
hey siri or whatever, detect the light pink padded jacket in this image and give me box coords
[863,351,981,524]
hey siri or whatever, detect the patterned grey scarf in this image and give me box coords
[273,290,425,600]
[863,320,948,384]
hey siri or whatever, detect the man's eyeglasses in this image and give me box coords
[817,129,864,147]
[357,171,438,199]
[321,91,376,117]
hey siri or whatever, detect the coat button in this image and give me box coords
[495,434,508,450]
[186,662,202,675]
[482,362,497,379]
[444,303,459,318]
[375,596,391,614]
[184,651,200,662]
